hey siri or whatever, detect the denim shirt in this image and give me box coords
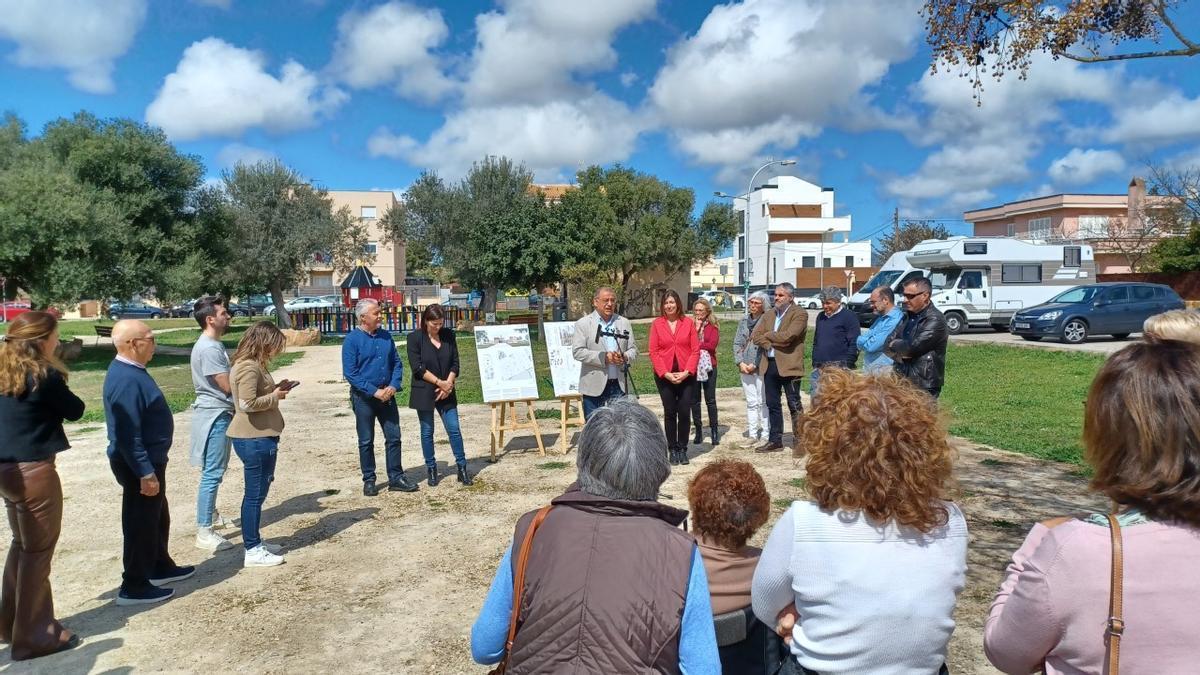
[341,327,404,396]
[857,307,903,372]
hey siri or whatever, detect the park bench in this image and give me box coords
[503,313,540,341]
[93,324,113,346]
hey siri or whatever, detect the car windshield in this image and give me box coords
[929,269,960,290]
[858,270,902,294]
[1049,287,1098,304]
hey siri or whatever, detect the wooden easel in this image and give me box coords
[488,398,547,461]
[557,394,586,455]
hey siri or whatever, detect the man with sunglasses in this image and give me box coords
[885,277,949,398]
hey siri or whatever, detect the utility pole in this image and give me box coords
[893,207,900,240]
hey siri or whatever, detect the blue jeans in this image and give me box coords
[350,390,404,483]
[583,379,624,419]
[232,436,278,551]
[418,407,467,469]
[195,412,232,527]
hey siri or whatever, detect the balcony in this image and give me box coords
[765,215,851,235]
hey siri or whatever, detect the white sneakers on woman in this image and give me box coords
[195,527,233,552]
[244,545,285,567]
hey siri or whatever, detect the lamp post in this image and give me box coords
[818,226,834,289]
[717,158,796,299]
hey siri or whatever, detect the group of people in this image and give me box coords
[472,330,1200,674]
[0,295,474,660]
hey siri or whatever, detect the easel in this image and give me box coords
[488,398,547,461]
[557,394,586,455]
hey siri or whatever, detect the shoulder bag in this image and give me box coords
[489,505,553,675]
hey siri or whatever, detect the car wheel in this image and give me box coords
[807,301,817,309]
[1112,333,1130,340]
[1020,335,1043,342]
[234,310,248,317]
[1061,319,1088,344]
[109,313,120,321]
[944,312,966,335]
[150,313,161,320]
[266,309,275,317]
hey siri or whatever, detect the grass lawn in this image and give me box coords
[1,317,203,339]
[65,346,304,424]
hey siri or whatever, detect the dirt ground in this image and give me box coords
[3,344,1104,674]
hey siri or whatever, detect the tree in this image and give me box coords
[924,0,1198,95]
[221,160,371,327]
[1141,162,1200,272]
[874,221,952,261]
[0,112,231,307]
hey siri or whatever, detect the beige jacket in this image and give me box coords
[228,359,285,438]
[750,304,809,377]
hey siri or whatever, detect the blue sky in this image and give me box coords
[2,0,1199,248]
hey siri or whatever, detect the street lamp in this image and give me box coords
[818,226,834,289]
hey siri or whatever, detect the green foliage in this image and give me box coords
[874,221,951,261]
[0,112,230,306]
[1145,224,1200,273]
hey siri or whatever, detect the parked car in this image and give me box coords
[1009,282,1185,344]
[696,290,745,310]
[107,301,164,320]
[0,301,31,322]
[263,296,336,317]
[166,299,197,318]
[241,294,274,315]
[794,292,846,310]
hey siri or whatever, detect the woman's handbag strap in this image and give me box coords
[1106,514,1125,675]
[489,505,553,675]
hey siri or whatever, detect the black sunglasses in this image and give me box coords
[902,291,927,300]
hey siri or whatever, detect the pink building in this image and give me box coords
[965,177,1176,274]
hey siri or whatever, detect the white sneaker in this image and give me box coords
[195,527,233,552]
[244,545,285,567]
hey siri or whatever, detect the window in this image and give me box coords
[845,256,854,267]
[738,261,745,283]
[738,235,745,259]
[1104,286,1129,303]
[1131,285,1155,301]
[959,271,984,289]
[693,270,700,276]
[964,242,988,255]
[364,241,378,255]
[1063,246,1081,267]
[360,206,377,219]
[802,256,815,268]
[1006,223,1015,237]
[762,204,767,217]
[823,257,831,268]
[1027,217,1052,240]
[1078,215,1109,238]
[1001,264,1042,283]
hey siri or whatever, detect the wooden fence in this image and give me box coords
[289,306,482,335]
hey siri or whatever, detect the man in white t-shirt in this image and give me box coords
[188,296,235,552]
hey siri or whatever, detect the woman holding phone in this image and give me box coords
[228,321,293,568]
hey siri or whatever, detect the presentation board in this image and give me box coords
[544,321,582,397]
[473,325,539,402]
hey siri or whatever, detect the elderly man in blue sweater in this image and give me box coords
[103,320,194,606]
[810,287,860,396]
[342,299,418,496]
[857,286,904,374]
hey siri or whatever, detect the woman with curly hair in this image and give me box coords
[0,312,84,659]
[689,460,771,614]
[984,339,1200,674]
[751,368,966,675]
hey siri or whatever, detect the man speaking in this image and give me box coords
[571,287,638,419]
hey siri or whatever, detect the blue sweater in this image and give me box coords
[341,327,404,396]
[812,308,861,367]
[857,307,903,372]
[471,544,720,674]
[103,360,174,476]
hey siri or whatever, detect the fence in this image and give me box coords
[288,306,483,335]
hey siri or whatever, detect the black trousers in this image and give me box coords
[763,358,802,445]
[691,366,718,431]
[109,458,175,593]
[655,375,695,453]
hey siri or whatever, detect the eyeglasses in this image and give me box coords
[902,291,927,300]
[130,336,156,344]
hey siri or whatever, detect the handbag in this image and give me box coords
[1105,514,1125,675]
[489,505,553,675]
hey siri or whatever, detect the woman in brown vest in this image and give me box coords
[471,398,721,673]
[0,312,84,659]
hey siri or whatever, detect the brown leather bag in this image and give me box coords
[489,505,553,675]
[1105,514,1125,675]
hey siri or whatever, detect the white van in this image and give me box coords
[846,251,928,326]
[905,237,1096,333]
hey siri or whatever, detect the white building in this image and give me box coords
[735,175,869,289]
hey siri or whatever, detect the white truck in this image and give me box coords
[846,251,929,326]
[905,237,1097,334]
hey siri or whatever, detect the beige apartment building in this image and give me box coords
[304,190,406,289]
[966,177,1178,273]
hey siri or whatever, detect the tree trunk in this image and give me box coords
[270,282,291,329]
[481,283,498,315]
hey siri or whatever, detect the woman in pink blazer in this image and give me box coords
[649,290,700,465]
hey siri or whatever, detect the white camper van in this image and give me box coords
[905,237,1096,333]
[846,251,928,326]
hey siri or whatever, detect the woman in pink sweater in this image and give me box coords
[985,338,1200,674]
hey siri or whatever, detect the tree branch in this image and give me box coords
[1060,45,1200,62]
[1157,0,1200,51]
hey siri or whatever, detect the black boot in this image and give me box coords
[680,448,690,465]
[693,427,703,444]
[363,479,378,497]
[710,426,719,446]
[456,463,474,486]
[669,449,679,466]
[427,466,440,487]
[388,474,419,492]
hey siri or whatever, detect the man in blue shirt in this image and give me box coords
[857,286,904,373]
[341,299,417,495]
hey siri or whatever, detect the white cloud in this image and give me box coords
[1103,92,1200,148]
[1047,148,1126,186]
[0,0,147,93]
[215,143,277,169]
[328,1,453,103]
[649,0,922,172]
[463,0,655,105]
[368,94,642,179]
[619,71,638,87]
[146,38,346,141]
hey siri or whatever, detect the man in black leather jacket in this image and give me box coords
[884,276,948,398]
